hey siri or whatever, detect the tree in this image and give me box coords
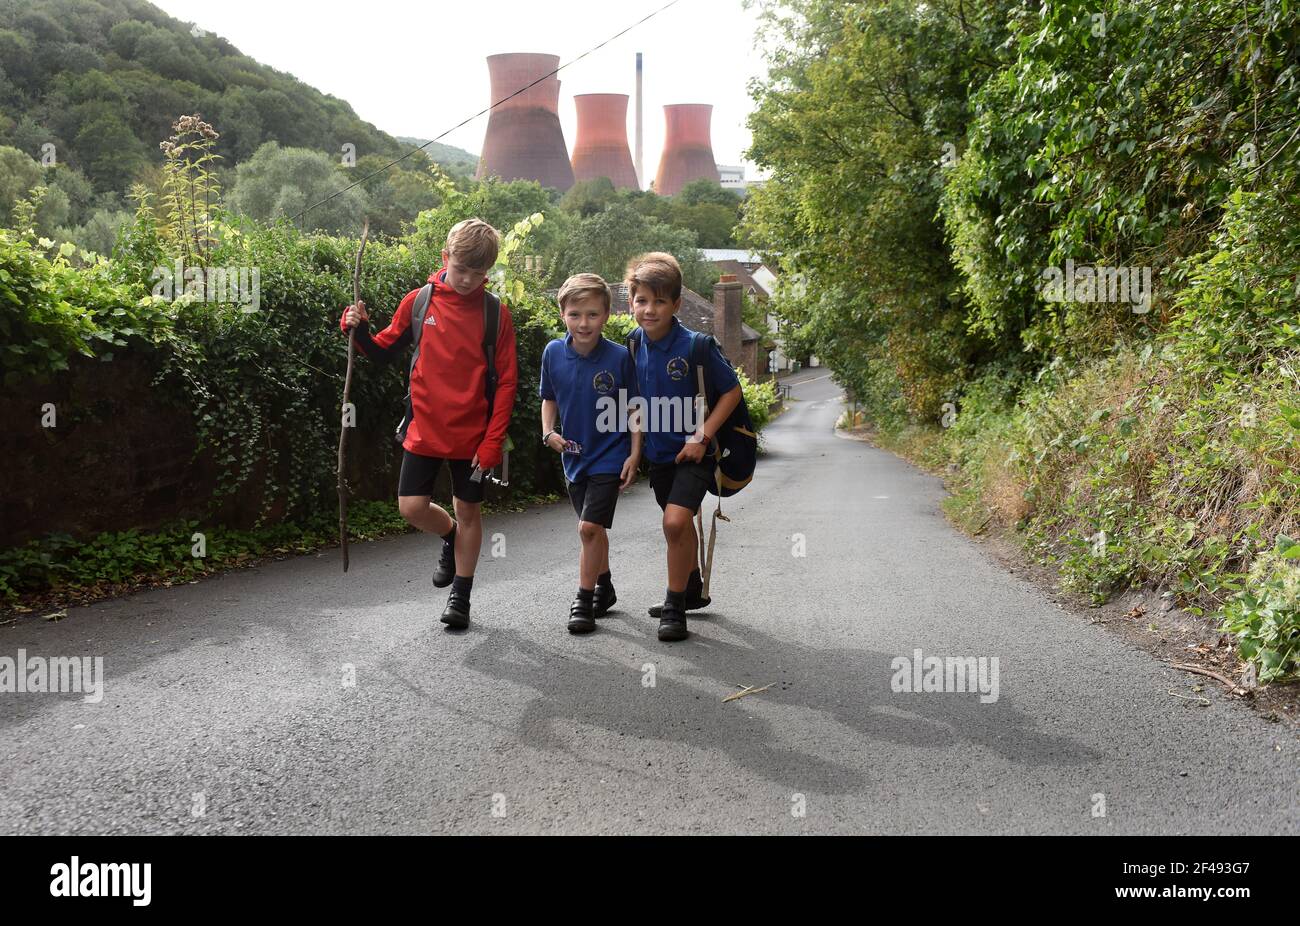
[227,142,369,235]
[413,176,564,265]
[57,206,133,257]
[352,154,444,238]
[744,0,1005,418]
[107,20,152,59]
[559,177,618,217]
[0,146,42,226]
[550,202,714,296]
[669,202,739,248]
[677,178,741,208]
[72,111,148,192]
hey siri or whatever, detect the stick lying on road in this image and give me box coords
[723,683,774,703]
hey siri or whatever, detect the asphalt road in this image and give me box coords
[1,368,1295,834]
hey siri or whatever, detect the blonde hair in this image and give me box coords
[445,218,500,271]
[625,251,682,302]
[557,273,612,313]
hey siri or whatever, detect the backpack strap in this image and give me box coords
[689,332,722,453]
[689,332,721,410]
[395,283,436,447]
[407,282,435,381]
[625,328,641,385]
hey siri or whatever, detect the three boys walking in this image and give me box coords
[341,219,743,642]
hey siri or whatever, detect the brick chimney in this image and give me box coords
[713,273,742,367]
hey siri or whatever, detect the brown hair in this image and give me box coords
[445,218,500,271]
[625,251,682,302]
[557,272,612,313]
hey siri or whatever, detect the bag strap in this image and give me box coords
[407,282,435,382]
[686,334,726,596]
[625,327,641,384]
[689,332,720,410]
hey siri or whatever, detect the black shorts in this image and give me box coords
[568,473,621,529]
[648,460,716,513]
[397,451,485,504]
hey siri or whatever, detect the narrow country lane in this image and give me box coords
[2,371,1295,835]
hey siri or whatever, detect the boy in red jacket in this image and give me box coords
[340,219,518,629]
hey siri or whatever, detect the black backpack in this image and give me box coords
[626,328,757,497]
[395,282,503,448]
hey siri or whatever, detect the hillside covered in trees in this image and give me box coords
[0,0,479,181]
[0,0,477,244]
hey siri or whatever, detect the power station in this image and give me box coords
[475,52,725,195]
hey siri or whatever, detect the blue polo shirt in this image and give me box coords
[633,317,740,465]
[539,335,638,482]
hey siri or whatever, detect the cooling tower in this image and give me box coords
[571,94,638,189]
[477,53,575,191]
[653,104,721,197]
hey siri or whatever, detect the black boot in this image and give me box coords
[432,524,457,588]
[440,575,472,629]
[568,589,596,634]
[593,572,616,617]
[648,569,709,617]
[657,589,688,642]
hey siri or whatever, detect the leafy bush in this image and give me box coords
[0,226,170,385]
[740,372,778,434]
[1216,536,1300,683]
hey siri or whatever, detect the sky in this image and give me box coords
[151,0,772,186]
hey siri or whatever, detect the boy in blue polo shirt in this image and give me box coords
[540,273,643,634]
[625,252,743,642]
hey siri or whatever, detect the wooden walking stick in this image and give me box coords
[338,218,369,571]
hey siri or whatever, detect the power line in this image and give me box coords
[291,0,684,224]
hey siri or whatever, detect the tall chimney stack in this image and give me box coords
[713,273,743,375]
[635,53,644,189]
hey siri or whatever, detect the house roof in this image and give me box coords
[701,249,762,265]
[713,260,769,300]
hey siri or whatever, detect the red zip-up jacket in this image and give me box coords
[339,269,518,468]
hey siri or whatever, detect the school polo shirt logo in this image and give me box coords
[592,370,615,395]
[666,356,689,381]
